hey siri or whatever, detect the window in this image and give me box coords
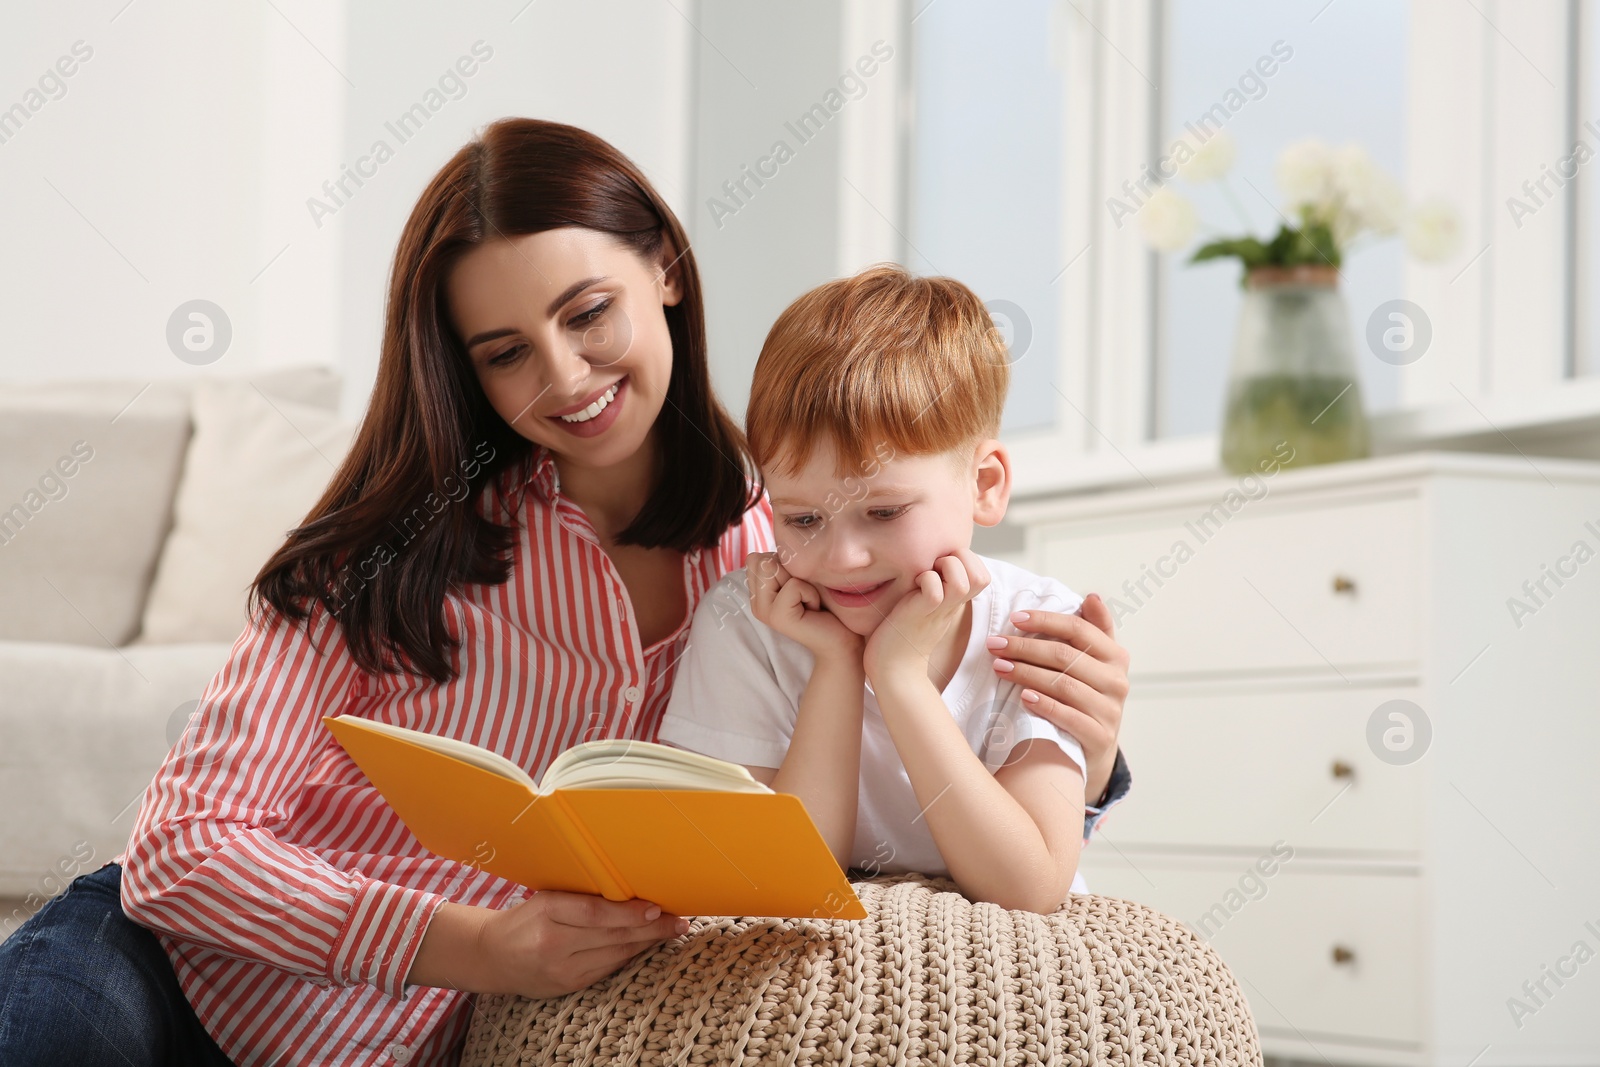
[907,0,1066,434]
[1574,0,1600,378]
[901,0,1588,494]
[1155,0,1411,438]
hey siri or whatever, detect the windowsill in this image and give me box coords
[1006,377,1600,502]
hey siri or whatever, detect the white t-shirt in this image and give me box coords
[658,554,1089,893]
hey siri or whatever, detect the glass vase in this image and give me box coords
[1218,264,1370,475]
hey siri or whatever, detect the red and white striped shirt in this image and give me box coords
[116,444,775,1067]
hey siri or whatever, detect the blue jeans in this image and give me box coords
[0,862,236,1066]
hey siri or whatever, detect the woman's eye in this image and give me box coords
[870,506,908,520]
[487,345,525,367]
[569,299,611,328]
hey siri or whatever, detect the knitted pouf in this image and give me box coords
[457,872,1261,1066]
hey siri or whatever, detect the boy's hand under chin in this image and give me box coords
[746,551,864,663]
[863,547,991,685]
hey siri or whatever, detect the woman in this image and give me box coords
[0,118,1132,1067]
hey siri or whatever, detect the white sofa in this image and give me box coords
[0,366,356,902]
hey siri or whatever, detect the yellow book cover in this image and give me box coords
[322,715,866,920]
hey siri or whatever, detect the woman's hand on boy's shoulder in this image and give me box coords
[746,552,864,663]
[987,592,1130,805]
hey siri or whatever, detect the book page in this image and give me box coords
[542,738,773,793]
[332,716,537,790]
[325,718,772,794]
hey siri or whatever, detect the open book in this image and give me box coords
[322,715,866,919]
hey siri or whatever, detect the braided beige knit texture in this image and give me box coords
[459,872,1261,1066]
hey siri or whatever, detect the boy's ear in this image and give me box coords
[971,438,1011,527]
[656,239,685,307]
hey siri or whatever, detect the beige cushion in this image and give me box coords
[135,380,359,645]
[0,387,191,646]
[0,365,340,415]
[0,637,235,897]
[0,367,341,648]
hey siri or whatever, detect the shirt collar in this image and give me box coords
[527,444,561,504]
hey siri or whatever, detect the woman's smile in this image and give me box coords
[547,374,628,437]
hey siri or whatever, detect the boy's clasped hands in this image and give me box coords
[746,547,991,685]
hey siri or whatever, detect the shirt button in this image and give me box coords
[623,686,642,703]
[391,1045,412,1063]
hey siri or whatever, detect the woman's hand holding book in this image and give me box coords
[408,893,690,997]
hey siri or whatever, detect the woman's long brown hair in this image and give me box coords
[250,118,758,683]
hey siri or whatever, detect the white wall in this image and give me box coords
[0,0,340,384]
[0,0,693,423]
[334,0,693,419]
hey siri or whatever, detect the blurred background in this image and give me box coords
[3,2,1599,1065]
[8,0,1600,458]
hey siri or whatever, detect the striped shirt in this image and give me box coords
[115,444,775,1067]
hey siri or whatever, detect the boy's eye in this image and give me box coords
[783,514,819,529]
[869,506,908,520]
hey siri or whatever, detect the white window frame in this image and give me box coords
[982,0,1597,498]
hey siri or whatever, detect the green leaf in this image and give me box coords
[1189,237,1270,267]
[1189,236,1275,289]
[1265,224,1298,263]
[1299,220,1342,268]
[1187,221,1344,287]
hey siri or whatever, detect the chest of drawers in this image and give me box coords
[1005,452,1600,1067]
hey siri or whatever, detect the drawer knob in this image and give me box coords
[1332,575,1357,595]
[1330,760,1355,780]
[1331,945,1356,965]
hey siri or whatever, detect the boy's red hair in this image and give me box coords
[746,264,1010,479]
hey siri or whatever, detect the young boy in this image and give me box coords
[657,265,1089,913]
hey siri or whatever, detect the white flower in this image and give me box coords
[1172,128,1236,183]
[1138,187,1197,251]
[1405,197,1463,262]
[1332,143,1404,240]
[1275,138,1336,207]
